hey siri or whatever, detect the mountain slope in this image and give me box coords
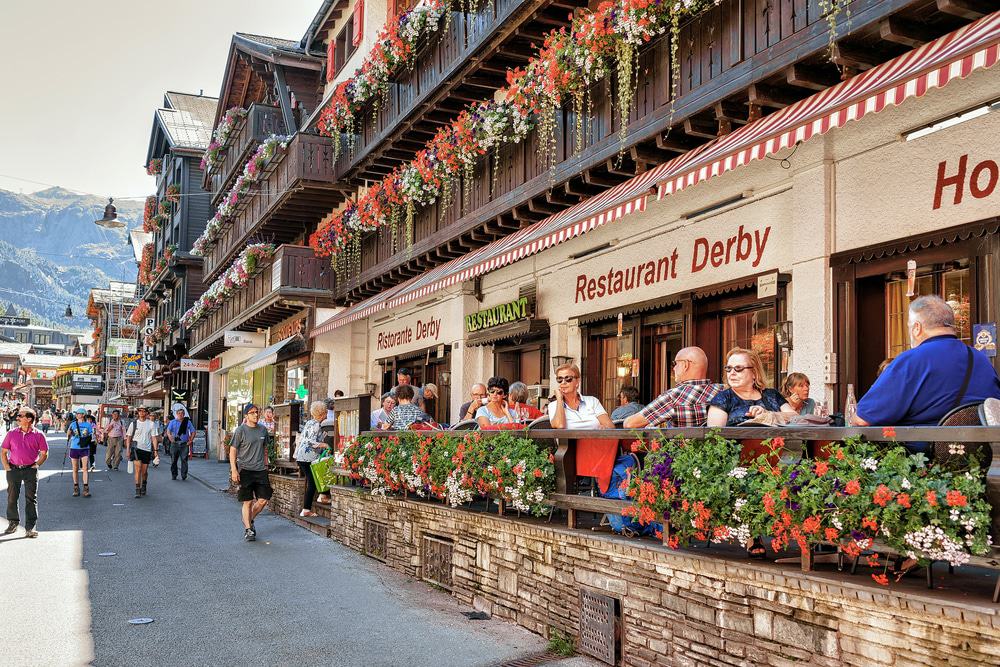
[0,187,143,327]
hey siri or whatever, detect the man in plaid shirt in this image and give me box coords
[623,347,723,428]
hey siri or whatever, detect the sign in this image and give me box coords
[757,272,778,298]
[179,358,211,372]
[932,154,998,210]
[121,353,142,378]
[295,384,308,400]
[465,297,531,333]
[107,337,138,357]
[224,330,266,348]
[271,313,308,343]
[974,323,997,358]
[0,316,29,327]
[209,357,222,372]
[370,300,459,357]
[142,317,156,374]
[33,369,56,380]
[71,374,104,395]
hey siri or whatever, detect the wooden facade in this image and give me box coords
[319,0,985,303]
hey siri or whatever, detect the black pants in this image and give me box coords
[6,467,38,529]
[298,462,317,511]
[170,443,189,479]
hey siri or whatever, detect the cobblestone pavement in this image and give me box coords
[1,435,558,667]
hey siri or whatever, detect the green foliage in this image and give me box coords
[547,628,574,657]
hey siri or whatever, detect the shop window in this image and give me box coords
[224,366,252,432]
[599,333,633,413]
[495,344,548,387]
[252,366,274,407]
[640,321,683,401]
[287,366,308,406]
[885,263,971,359]
[722,307,776,388]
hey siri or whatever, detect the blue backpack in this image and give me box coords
[602,453,662,537]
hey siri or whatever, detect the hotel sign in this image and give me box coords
[0,316,29,327]
[465,297,531,333]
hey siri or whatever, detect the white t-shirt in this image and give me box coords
[547,395,608,429]
[127,420,158,451]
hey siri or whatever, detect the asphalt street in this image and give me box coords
[0,434,553,667]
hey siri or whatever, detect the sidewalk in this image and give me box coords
[183,453,234,492]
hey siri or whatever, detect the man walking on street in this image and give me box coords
[104,410,125,471]
[165,405,196,480]
[2,407,48,537]
[229,404,272,542]
[125,407,158,498]
[67,408,95,497]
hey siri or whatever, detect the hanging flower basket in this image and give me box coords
[165,183,181,204]
[146,158,163,176]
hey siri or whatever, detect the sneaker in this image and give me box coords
[135,487,141,498]
[72,486,80,497]
[244,528,255,542]
[25,528,37,538]
[2,522,18,535]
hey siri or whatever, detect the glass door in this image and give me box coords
[640,321,683,402]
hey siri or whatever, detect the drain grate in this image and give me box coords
[363,519,388,561]
[491,651,564,667]
[579,588,620,665]
[422,534,453,590]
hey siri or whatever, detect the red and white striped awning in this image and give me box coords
[312,12,1000,338]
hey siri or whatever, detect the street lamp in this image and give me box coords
[95,198,126,229]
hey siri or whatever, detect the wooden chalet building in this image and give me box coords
[140,91,218,422]
[297,0,998,421]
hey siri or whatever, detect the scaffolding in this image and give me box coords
[87,280,140,403]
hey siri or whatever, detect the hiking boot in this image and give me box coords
[3,521,18,535]
[72,485,80,497]
[135,486,141,498]
[140,481,147,496]
[25,528,37,538]
[82,484,91,498]
[244,528,255,542]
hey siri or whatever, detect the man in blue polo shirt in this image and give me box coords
[854,295,1000,435]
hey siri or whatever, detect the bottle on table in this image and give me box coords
[844,384,858,425]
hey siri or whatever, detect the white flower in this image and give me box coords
[861,458,878,472]
[948,443,966,455]
[728,467,748,479]
[691,468,702,479]
[901,478,911,490]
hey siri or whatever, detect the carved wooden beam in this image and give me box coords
[748,83,801,109]
[936,0,991,19]
[785,64,839,91]
[830,44,878,71]
[683,116,718,139]
[879,17,936,48]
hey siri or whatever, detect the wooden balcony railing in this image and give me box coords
[190,245,336,353]
[340,0,926,299]
[202,133,344,282]
[331,0,531,181]
[205,104,287,206]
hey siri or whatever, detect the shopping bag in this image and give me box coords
[127,459,134,474]
[310,455,335,493]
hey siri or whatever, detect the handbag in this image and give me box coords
[310,455,335,493]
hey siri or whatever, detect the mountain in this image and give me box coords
[0,186,143,329]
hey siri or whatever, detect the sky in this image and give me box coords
[0,0,319,199]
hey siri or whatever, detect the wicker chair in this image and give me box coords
[449,419,479,431]
[934,402,989,466]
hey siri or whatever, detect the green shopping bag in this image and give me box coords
[310,455,335,493]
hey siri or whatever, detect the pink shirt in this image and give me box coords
[106,420,125,438]
[2,427,48,466]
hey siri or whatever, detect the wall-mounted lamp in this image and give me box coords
[438,371,451,387]
[551,355,573,372]
[364,382,377,396]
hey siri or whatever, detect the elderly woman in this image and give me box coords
[781,372,816,416]
[707,348,796,427]
[509,382,543,422]
[475,377,519,428]
[293,401,330,517]
[548,363,615,429]
[370,393,396,429]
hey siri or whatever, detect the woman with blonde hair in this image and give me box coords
[708,348,796,427]
[293,401,330,517]
[781,372,816,416]
[548,363,615,429]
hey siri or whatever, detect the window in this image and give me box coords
[885,261,972,358]
[722,307,777,388]
[330,14,358,78]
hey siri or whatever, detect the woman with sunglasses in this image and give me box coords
[707,347,795,427]
[548,363,615,429]
[475,377,519,428]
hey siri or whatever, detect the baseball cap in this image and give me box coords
[243,403,260,416]
[74,408,86,415]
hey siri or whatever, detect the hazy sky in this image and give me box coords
[0,0,319,199]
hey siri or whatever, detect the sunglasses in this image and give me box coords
[17,413,32,418]
[724,365,750,374]
[555,376,578,384]
[487,389,505,395]
[246,410,259,415]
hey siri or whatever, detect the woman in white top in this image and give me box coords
[548,363,615,429]
[476,377,519,428]
[293,401,330,517]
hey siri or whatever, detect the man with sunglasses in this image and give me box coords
[229,403,272,542]
[624,347,724,429]
[2,407,48,537]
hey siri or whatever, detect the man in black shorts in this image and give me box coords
[229,404,272,542]
[125,407,159,498]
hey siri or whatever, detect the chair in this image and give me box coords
[450,419,479,431]
[935,402,988,466]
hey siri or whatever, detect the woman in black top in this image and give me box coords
[707,348,795,427]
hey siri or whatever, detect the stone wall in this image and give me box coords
[267,474,304,518]
[325,487,1000,666]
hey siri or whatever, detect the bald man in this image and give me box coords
[623,346,725,429]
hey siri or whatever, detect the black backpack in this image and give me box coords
[70,422,93,448]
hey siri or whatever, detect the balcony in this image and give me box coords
[331,0,551,184]
[204,104,287,206]
[202,132,349,282]
[189,245,337,358]
[337,0,977,300]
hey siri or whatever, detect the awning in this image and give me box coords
[466,319,550,347]
[243,336,301,373]
[313,12,1000,338]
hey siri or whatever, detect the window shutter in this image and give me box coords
[387,0,396,21]
[352,0,364,48]
[326,38,336,82]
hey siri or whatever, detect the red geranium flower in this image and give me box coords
[814,461,829,476]
[873,485,893,507]
[882,426,896,439]
[896,493,911,508]
[926,490,938,506]
[845,479,861,495]
[946,490,968,507]
[871,573,889,586]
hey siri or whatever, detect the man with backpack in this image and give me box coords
[125,406,159,498]
[66,408,95,497]
[165,405,197,481]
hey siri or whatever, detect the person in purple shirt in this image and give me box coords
[2,407,48,537]
[854,296,1000,449]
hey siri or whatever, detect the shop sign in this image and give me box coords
[71,374,104,394]
[33,369,56,380]
[271,314,308,343]
[224,330,266,348]
[757,272,778,298]
[375,318,442,352]
[106,337,138,357]
[973,323,997,358]
[574,225,771,304]
[209,357,222,372]
[179,358,211,372]
[465,297,531,333]
[933,154,998,210]
[121,353,141,379]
